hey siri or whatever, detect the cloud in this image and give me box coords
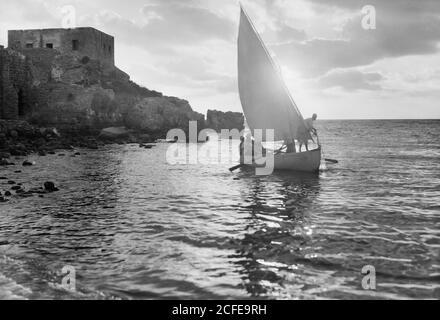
[318,70,384,91]
[0,0,61,37]
[1,0,439,118]
[89,0,235,53]
[262,25,307,44]
[72,0,239,101]
[270,0,440,76]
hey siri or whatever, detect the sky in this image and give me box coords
[1,0,439,119]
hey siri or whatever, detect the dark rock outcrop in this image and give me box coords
[125,97,206,137]
[0,159,13,166]
[44,181,59,192]
[206,110,244,132]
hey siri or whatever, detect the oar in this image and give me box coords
[315,133,339,164]
[325,158,339,164]
[229,154,268,172]
[229,164,244,172]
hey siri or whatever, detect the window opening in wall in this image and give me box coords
[26,43,33,48]
[72,40,79,51]
[46,43,53,49]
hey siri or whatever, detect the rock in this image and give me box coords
[48,151,56,155]
[22,160,34,166]
[14,170,21,173]
[9,150,22,156]
[127,135,138,144]
[0,197,8,203]
[38,150,47,156]
[28,187,44,193]
[18,191,33,198]
[138,134,154,143]
[15,189,25,194]
[58,154,66,157]
[140,144,154,149]
[87,144,98,150]
[74,152,81,156]
[0,177,6,180]
[0,134,6,148]
[0,159,11,166]
[125,97,205,135]
[4,191,12,196]
[98,127,130,141]
[44,181,59,192]
[0,152,10,159]
[9,130,18,139]
[33,137,47,148]
[9,146,27,156]
[7,181,16,185]
[206,110,245,132]
[41,127,60,138]
[11,186,22,191]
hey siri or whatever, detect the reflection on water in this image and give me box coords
[233,171,321,298]
[0,120,439,300]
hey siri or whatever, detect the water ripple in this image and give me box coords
[0,120,439,299]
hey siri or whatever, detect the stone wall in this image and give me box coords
[0,47,34,120]
[8,28,114,68]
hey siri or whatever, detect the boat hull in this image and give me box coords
[245,147,322,173]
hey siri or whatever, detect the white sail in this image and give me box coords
[238,7,311,142]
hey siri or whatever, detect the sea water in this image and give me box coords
[0,120,439,299]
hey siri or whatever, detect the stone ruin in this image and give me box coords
[0,27,115,120]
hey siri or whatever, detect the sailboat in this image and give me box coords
[237,6,321,173]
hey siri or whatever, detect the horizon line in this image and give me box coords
[312,118,440,121]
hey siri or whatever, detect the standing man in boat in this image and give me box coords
[298,113,318,152]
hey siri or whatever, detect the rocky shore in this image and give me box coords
[0,119,161,203]
[0,119,159,160]
[0,176,59,203]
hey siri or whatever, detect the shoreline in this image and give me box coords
[0,119,164,159]
[0,120,161,203]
